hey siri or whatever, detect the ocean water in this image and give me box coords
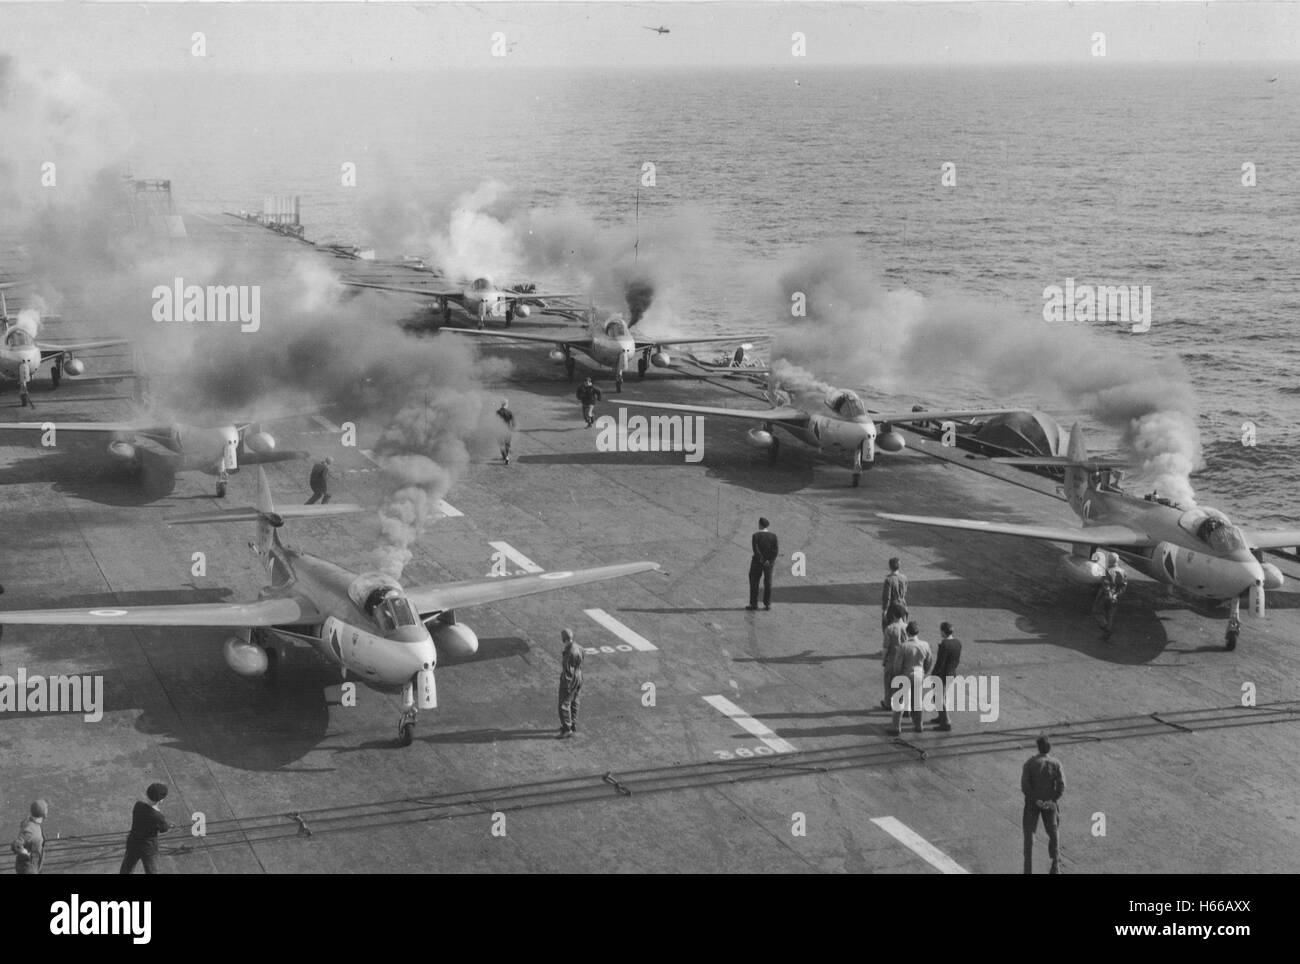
[104,64,1300,525]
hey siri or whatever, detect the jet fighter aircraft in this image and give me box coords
[878,424,1300,648]
[0,412,311,497]
[0,469,658,744]
[343,276,578,328]
[645,25,671,34]
[618,375,1010,485]
[445,314,771,391]
[1,284,131,406]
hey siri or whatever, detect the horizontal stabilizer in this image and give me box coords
[168,504,365,525]
[991,456,1132,470]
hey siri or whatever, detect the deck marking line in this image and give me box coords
[488,541,543,573]
[583,609,657,651]
[358,449,460,516]
[870,816,970,874]
[703,695,796,753]
[311,414,341,432]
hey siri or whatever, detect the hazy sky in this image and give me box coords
[2,2,1298,72]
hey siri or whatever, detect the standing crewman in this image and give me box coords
[880,602,908,709]
[887,622,932,735]
[11,799,48,875]
[496,399,516,465]
[747,517,779,611]
[576,377,602,428]
[1092,552,1127,641]
[1022,736,1066,874]
[306,456,333,505]
[17,358,33,409]
[476,297,490,330]
[120,782,172,875]
[881,557,908,633]
[930,621,962,731]
[557,628,583,738]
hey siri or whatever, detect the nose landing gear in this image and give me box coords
[397,678,418,746]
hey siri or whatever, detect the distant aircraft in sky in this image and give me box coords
[644,26,670,35]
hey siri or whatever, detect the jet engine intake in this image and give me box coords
[223,636,269,677]
[549,348,567,363]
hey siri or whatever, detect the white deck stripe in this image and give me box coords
[488,541,543,573]
[870,817,970,874]
[703,695,796,753]
[311,414,341,432]
[583,609,657,651]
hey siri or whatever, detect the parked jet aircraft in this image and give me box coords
[1,285,130,406]
[0,412,311,496]
[878,424,1300,648]
[618,376,1009,485]
[343,276,577,328]
[445,315,770,391]
[0,469,658,744]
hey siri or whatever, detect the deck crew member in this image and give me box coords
[558,629,583,738]
[1021,736,1065,874]
[120,782,172,875]
[747,517,779,611]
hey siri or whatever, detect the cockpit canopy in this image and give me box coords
[470,278,492,292]
[604,319,629,339]
[1178,507,1247,554]
[826,389,866,419]
[4,327,34,349]
[348,573,421,631]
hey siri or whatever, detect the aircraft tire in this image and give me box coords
[216,481,227,498]
[852,472,861,488]
[1225,630,1238,651]
[769,438,780,462]
[51,365,61,390]
[398,722,415,747]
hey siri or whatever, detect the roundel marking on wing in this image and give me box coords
[89,609,129,617]
[540,571,574,580]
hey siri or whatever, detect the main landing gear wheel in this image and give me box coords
[51,364,61,390]
[565,355,576,381]
[769,436,780,462]
[638,354,649,378]
[397,708,418,747]
[216,480,227,498]
[1225,619,1240,651]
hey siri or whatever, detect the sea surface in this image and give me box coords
[90,64,1300,526]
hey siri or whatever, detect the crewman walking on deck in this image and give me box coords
[557,628,583,738]
[496,399,515,465]
[306,456,333,505]
[1022,736,1065,874]
[11,799,47,875]
[881,557,908,633]
[747,517,779,611]
[120,782,172,875]
[576,377,602,427]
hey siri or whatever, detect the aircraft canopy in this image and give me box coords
[470,278,492,292]
[348,573,421,630]
[604,319,629,338]
[1178,507,1247,553]
[4,328,34,349]
[826,389,866,418]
